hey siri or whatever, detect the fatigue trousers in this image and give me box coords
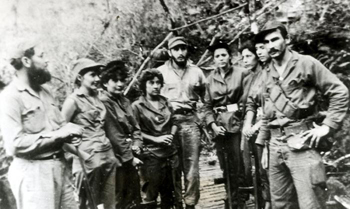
[141,153,181,209]
[173,113,201,206]
[241,134,270,205]
[269,135,327,209]
[115,159,141,209]
[74,149,118,209]
[215,133,247,209]
[8,157,78,209]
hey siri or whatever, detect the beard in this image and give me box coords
[171,56,188,68]
[28,64,52,88]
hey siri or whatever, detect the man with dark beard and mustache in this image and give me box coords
[157,37,206,209]
[0,41,84,209]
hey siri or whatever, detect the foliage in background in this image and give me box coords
[1,0,350,196]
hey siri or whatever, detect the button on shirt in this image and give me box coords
[157,60,206,111]
[101,91,142,163]
[204,66,248,128]
[257,50,349,143]
[132,95,177,158]
[0,78,66,159]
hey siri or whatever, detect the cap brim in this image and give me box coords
[169,40,187,49]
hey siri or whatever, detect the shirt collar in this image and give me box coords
[266,48,298,72]
[212,66,233,83]
[166,60,191,70]
[74,88,100,97]
[139,95,168,114]
[13,77,41,98]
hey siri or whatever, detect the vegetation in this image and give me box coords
[1,0,350,202]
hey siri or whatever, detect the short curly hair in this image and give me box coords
[100,60,129,89]
[139,69,164,95]
[10,47,35,70]
[239,41,257,57]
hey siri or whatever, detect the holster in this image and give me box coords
[215,111,241,133]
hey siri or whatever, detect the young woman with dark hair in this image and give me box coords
[132,69,182,209]
[61,58,118,209]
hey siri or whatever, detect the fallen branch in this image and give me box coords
[159,0,176,28]
[171,3,247,31]
[196,36,217,65]
[124,32,173,95]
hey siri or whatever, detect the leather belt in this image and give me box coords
[270,122,313,138]
[34,152,64,160]
[174,109,194,115]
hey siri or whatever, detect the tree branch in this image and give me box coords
[196,36,217,65]
[123,32,173,95]
[171,3,248,31]
[197,0,286,66]
[159,0,176,28]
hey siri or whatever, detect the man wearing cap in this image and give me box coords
[0,41,83,209]
[256,21,349,208]
[157,36,206,209]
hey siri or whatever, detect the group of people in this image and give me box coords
[0,20,349,209]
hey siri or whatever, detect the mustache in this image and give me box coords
[269,48,279,54]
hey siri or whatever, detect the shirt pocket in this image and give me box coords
[284,75,306,95]
[80,107,101,125]
[22,105,46,134]
[163,83,180,99]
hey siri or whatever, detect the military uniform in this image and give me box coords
[65,90,118,209]
[204,65,248,208]
[158,60,206,206]
[257,49,349,209]
[132,95,181,209]
[101,91,142,209]
[0,79,78,209]
[243,64,271,205]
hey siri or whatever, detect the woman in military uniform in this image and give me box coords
[204,41,248,209]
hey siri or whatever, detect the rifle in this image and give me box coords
[249,140,261,209]
[221,134,233,209]
[76,147,99,209]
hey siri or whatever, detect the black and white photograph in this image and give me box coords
[0,0,350,208]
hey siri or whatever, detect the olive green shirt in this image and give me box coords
[0,78,65,159]
[256,50,349,143]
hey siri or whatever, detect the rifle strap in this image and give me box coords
[268,83,298,118]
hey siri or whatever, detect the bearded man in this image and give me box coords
[157,37,206,209]
[0,40,84,209]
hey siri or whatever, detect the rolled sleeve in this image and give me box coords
[0,93,60,157]
[255,117,270,145]
[203,83,216,128]
[312,59,349,130]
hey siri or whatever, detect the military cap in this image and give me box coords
[256,20,287,39]
[167,37,188,49]
[207,40,231,54]
[10,39,38,60]
[71,58,103,81]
